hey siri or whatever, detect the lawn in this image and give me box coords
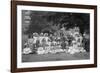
[22,52,90,62]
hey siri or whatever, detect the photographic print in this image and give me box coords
[11,1,97,72]
[22,10,90,62]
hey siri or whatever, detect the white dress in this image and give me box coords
[37,47,45,54]
[23,47,32,54]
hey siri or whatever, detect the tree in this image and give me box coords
[23,11,90,35]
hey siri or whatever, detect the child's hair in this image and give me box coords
[28,34,32,38]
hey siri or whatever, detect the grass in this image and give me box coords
[22,52,90,62]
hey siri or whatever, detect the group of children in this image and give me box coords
[23,27,87,55]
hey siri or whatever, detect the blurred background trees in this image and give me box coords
[22,11,90,35]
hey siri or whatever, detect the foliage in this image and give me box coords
[23,11,90,35]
